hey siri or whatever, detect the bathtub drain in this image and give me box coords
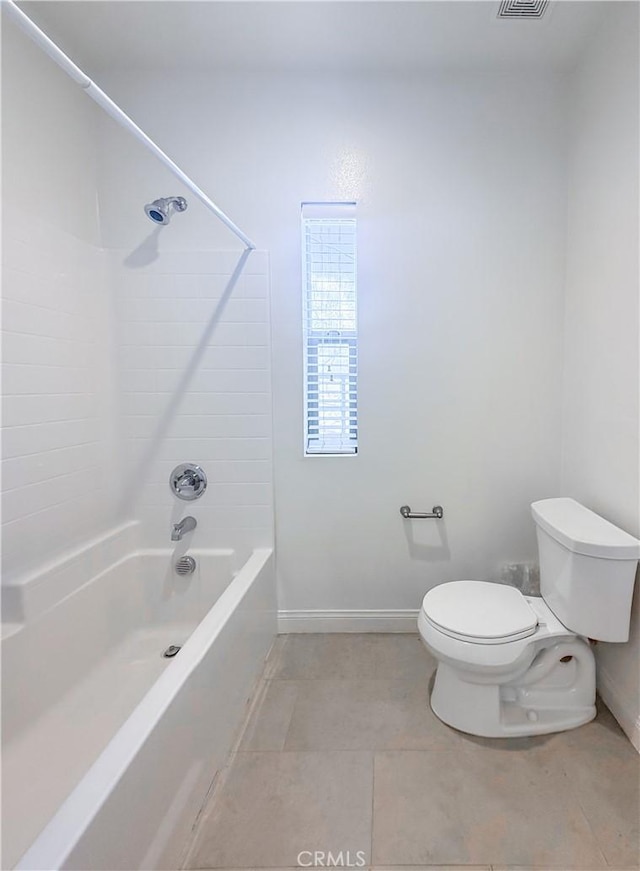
[163,645,181,658]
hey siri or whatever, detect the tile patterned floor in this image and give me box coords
[185,634,640,871]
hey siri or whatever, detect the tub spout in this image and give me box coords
[172,516,197,541]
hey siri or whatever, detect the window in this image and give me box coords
[302,202,358,455]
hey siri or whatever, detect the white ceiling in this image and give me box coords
[18,0,608,74]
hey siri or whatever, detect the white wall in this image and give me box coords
[96,69,568,615]
[562,3,640,747]
[1,21,120,582]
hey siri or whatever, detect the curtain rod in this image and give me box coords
[3,0,256,251]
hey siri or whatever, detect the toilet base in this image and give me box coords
[430,639,597,738]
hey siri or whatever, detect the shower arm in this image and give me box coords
[3,0,256,252]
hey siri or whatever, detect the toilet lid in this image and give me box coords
[421,581,538,643]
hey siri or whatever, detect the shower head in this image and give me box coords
[144,196,188,225]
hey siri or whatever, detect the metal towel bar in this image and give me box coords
[400,505,444,519]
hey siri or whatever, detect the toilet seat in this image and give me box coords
[422,580,538,645]
[418,592,573,675]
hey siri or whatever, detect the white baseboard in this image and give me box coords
[597,664,640,753]
[277,609,420,634]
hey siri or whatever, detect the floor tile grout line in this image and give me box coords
[234,677,272,750]
[280,682,300,752]
[186,865,497,870]
[183,866,498,870]
[234,748,406,755]
[262,635,290,680]
[185,866,593,870]
[568,788,612,869]
[370,751,376,868]
[546,745,613,869]
[265,675,437,680]
[182,647,279,868]
[232,749,446,756]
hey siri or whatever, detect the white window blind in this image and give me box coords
[302,202,358,456]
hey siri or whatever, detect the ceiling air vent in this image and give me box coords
[497,0,549,19]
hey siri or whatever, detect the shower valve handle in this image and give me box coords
[170,463,207,501]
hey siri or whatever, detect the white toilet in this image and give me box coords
[418,498,640,737]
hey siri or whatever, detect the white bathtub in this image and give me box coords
[2,543,276,870]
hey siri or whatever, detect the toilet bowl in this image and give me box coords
[417,498,640,738]
[418,581,596,736]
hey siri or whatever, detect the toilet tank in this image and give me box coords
[531,498,640,642]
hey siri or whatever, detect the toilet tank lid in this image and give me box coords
[531,498,640,560]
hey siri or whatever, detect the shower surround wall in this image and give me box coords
[1,22,119,586]
[112,246,273,554]
[2,16,274,605]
